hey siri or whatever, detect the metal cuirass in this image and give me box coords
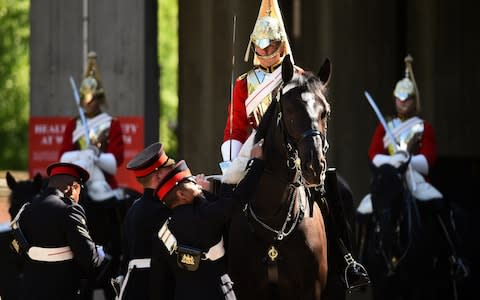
[385,117,424,155]
[72,112,112,151]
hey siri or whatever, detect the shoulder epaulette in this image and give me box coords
[236,72,248,81]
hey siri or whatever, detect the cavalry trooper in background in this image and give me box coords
[112,142,175,300]
[10,162,107,300]
[59,51,125,300]
[368,54,439,198]
[221,0,300,183]
[59,51,124,202]
[150,140,265,300]
[360,54,468,284]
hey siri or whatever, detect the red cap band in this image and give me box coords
[133,152,169,177]
[49,166,82,179]
[156,169,192,200]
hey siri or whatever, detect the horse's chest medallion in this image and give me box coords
[267,245,279,262]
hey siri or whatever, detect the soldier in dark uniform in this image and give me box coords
[150,139,265,300]
[113,142,175,299]
[59,51,125,300]
[11,162,107,300]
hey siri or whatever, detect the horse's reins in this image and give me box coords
[377,172,421,275]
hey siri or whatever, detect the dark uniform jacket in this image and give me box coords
[120,188,171,299]
[150,158,265,300]
[18,188,101,300]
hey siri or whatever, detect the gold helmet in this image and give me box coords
[79,51,106,106]
[244,0,293,66]
[393,54,420,112]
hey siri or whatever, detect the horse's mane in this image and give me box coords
[254,96,277,144]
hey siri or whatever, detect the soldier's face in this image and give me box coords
[82,97,101,116]
[255,41,284,67]
[395,97,416,118]
[66,181,82,203]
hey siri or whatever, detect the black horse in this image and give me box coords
[0,172,45,300]
[228,56,332,299]
[358,162,467,300]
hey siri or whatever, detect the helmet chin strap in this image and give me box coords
[252,42,282,60]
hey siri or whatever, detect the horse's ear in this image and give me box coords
[33,173,43,192]
[6,171,17,190]
[282,54,294,82]
[317,58,332,87]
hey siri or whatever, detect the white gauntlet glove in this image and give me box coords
[389,150,410,168]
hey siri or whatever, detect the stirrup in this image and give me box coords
[344,253,371,292]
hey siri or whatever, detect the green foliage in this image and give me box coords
[158,0,179,159]
[0,0,30,169]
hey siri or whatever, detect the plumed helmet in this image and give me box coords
[79,51,107,106]
[244,0,293,66]
[251,16,286,50]
[393,54,421,112]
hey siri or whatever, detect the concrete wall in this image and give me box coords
[30,0,159,143]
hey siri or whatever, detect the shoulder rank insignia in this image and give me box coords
[158,219,177,255]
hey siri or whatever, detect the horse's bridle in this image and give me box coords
[277,86,328,189]
[246,84,327,241]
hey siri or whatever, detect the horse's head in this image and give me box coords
[258,55,331,188]
[7,172,45,217]
[369,161,412,273]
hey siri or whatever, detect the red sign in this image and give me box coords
[29,116,144,193]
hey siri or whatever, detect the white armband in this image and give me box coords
[410,154,429,175]
[96,153,117,175]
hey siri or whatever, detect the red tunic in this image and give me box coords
[368,120,437,167]
[59,116,124,188]
[223,76,250,144]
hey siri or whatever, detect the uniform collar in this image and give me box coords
[257,61,282,73]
